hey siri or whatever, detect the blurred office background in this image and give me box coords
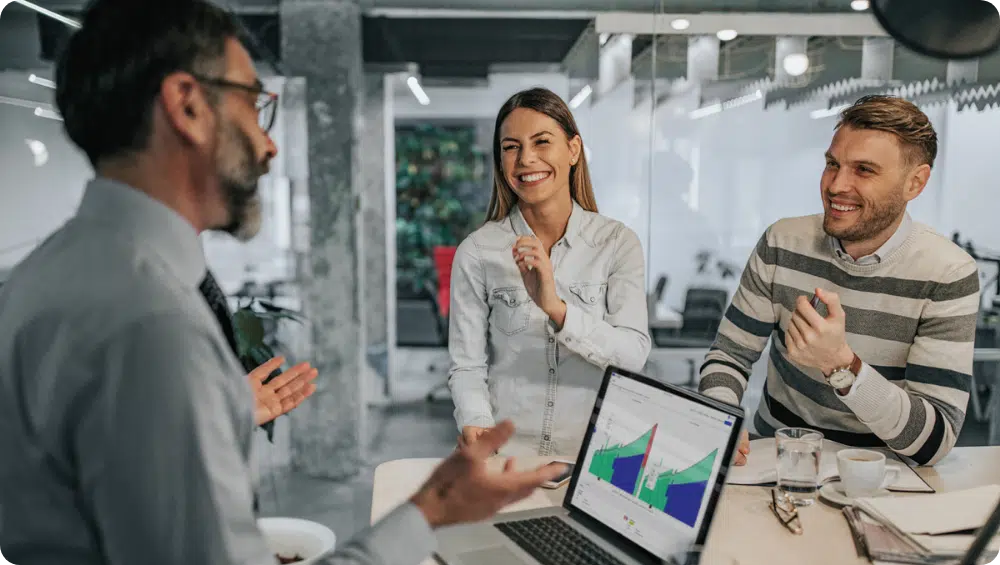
[4,0,1000,538]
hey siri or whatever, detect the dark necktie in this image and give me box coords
[199,269,242,363]
[199,269,268,510]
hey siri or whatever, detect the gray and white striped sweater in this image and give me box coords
[699,214,980,465]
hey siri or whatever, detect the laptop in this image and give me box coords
[434,366,745,565]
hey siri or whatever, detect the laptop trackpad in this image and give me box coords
[456,546,529,565]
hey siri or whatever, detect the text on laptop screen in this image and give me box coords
[571,372,736,559]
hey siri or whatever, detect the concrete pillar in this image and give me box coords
[359,72,394,400]
[598,33,633,95]
[774,36,809,83]
[946,60,979,84]
[281,0,366,479]
[861,37,894,80]
[687,36,720,83]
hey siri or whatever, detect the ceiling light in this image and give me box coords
[405,76,430,106]
[25,139,48,167]
[28,74,56,89]
[33,107,63,121]
[599,33,610,45]
[716,29,738,41]
[569,85,592,109]
[11,0,81,28]
[670,18,691,31]
[782,53,810,77]
[982,0,1000,15]
[850,0,870,10]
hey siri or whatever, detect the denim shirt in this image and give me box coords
[447,202,651,457]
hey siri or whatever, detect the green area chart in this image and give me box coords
[588,423,718,527]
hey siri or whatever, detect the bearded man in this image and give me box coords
[698,95,980,468]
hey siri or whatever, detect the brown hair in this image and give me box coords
[837,95,938,168]
[485,87,599,222]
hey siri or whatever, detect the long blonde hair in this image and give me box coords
[485,87,599,222]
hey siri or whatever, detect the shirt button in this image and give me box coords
[549,368,555,374]
[543,435,550,441]
[547,401,554,407]
[590,297,596,303]
[548,337,555,343]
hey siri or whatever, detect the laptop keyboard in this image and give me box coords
[495,516,627,565]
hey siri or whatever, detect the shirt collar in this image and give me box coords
[510,200,586,248]
[75,177,207,288]
[830,212,912,265]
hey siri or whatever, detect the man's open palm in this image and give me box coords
[248,356,318,425]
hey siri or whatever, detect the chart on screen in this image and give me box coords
[588,421,719,527]
[576,375,733,533]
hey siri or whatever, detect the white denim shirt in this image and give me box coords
[447,202,651,457]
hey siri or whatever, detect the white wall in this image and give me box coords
[0,103,90,270]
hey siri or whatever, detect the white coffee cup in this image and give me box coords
[837,449,899,498]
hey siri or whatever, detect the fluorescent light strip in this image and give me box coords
[569,85,592,109]
[12,0,81,28]
[29,74,56,89]
[689,90,762,119]
[406,76,430,106]
[810,104,850,119]
[34,107,63,121]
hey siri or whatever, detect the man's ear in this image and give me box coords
[159,72,215,148]
[904,163,931,202]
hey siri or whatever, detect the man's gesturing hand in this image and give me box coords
[410,420,566,528]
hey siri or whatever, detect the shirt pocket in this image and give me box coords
[568,282,608,312]
[489,286,532,336]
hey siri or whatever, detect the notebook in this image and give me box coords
[725,438,934,493]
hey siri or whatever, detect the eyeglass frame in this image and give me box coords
[770,488,803,535]
[190,74,279,133]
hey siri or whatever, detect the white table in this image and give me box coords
[371,447,1000,565]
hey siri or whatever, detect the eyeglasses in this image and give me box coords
[770,489,803,535]
[192,75,279,133]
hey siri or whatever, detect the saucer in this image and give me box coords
[819,481,890,506]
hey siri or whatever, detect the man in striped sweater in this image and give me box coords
[699,95,980,467]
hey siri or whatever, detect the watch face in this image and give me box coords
[829,369,854,389]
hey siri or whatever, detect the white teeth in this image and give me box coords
[831,203,859,212]
[519,172,549,183]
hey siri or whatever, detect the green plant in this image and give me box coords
[396,123,487,296]
[232,299,305,373]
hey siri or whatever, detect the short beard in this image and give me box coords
[215,119,266,242]
[823,189,906,243]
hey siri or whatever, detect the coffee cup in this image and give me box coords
[836,449,899,498]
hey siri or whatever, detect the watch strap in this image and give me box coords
[849,353,862,376]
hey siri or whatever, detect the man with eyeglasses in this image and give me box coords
[0,1,563,564]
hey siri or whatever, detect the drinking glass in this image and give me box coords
[775,427,823,506]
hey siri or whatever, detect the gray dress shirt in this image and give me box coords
[448,202,651,457]
[0,178,434,565]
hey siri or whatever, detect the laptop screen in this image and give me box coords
[570,371,738,560]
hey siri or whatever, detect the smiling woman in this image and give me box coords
[446,87,652,458]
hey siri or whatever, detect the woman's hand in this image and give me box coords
[459,426,490,448]
[513,236,567,326]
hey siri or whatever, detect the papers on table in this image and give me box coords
[858,484,1000,536]
[725,438,934,493]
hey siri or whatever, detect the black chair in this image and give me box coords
[678,287,729,339]
[396,282,447,347]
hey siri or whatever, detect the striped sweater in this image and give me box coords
[699,214,980,466]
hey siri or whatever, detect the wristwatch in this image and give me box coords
[827,353,862,390]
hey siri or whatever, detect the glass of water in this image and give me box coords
[775,427,823,506]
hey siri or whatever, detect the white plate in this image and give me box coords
[819,481,890,507]
[258,517,337,565]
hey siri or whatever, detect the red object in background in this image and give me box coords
[433,245,457,317]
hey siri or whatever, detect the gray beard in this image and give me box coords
[216,121,265,242]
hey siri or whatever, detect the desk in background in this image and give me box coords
[371,448,1000,565]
